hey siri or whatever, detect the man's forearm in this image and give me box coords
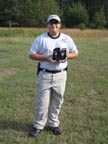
[67,53,78,59]
[29,54,48,61]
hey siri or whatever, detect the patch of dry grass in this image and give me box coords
[0,68,16,81]
[0,27,108,38]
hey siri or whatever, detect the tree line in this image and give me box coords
[0,0,108,29]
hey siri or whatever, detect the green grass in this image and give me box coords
[0,29,108,144]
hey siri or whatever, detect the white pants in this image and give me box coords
[33,70,67,129]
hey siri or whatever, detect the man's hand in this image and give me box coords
[46,55,57,63]
[47,55,67,63]
[47,56,67,63]
[58,57,67,63]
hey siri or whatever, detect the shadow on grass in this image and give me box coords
[0,120,31,132]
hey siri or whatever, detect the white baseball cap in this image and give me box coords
[47,14,61,23]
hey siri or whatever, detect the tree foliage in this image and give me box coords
[64,2,88,28]
[93,7,106,29]
[0,0,20,25]
[0,0,108,28]
[34,0,60,27]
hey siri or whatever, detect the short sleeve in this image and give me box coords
[68,36,78,54]
[29,38,40,55]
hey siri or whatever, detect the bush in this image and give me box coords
[64,2,89,28]
[78,23,86,30]
[93,7,106,29]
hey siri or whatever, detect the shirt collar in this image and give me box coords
[47,32,60,39]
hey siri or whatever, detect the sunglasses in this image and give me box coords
[48,20,60,25]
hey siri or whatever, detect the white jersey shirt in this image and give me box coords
[29,32,78,70]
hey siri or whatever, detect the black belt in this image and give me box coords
[40,67,67,74]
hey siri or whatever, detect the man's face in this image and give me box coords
[48,19,61,35]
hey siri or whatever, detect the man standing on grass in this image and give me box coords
[28,14,78,137]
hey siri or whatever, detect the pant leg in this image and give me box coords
[33,71,52,129]
[48,71,67,127]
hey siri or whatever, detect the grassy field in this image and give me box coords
[0,28,108,144]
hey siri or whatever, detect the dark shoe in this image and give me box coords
[49,127,62,135]
[28,127,42,137]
